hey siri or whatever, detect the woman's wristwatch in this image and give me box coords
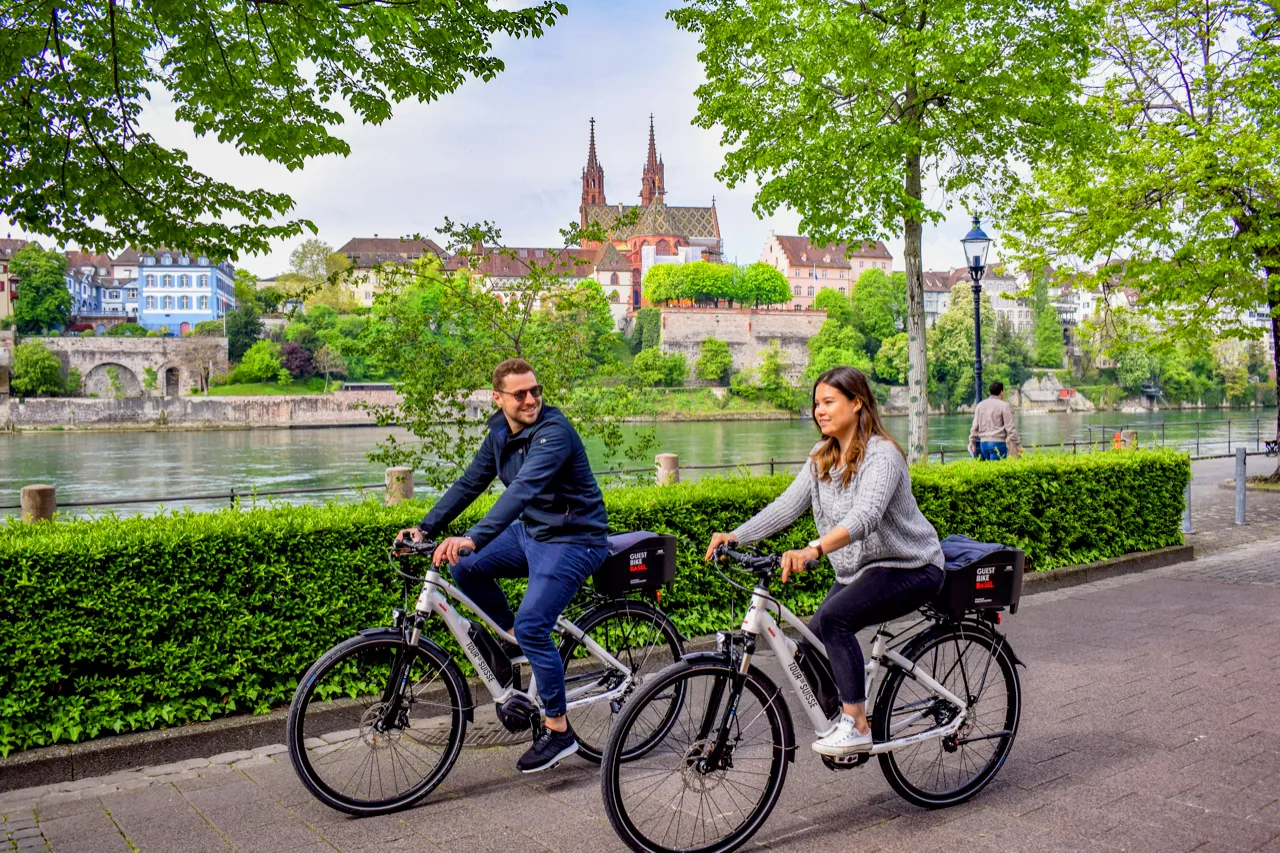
[807,538,824,558]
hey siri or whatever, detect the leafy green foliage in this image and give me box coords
[224,306,263,361]
[804,320,872,383]
[142,366,159,393]
[695,338,734,383]
[0,0,566,258]
[11,247,71,335]
[10,341,65,397]
[1029,273,1066,368]
[630,348,689,387]
[732,341,803,409]
[0,450,1185,756]
[850,269,908,353]
[812,288,854,325]
[874,333,911,385]
[671,0,1102,461]
[105,322,147,337]
[642,262,789,308]
[631,307,662,353]
[231,341,285,384]
[105,366,124,399]
[928,283,996,409]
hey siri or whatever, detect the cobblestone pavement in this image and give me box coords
[4,539,1280,853]
[1187,456,1280,553]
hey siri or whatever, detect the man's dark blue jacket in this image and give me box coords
[417,405,609,551]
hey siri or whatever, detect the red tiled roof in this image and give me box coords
[593,242,631,272]
[0,238,31,257]
[65,251,112,270]
[443,247,597,279]
[111,248,140,265]
[773,236,893,269]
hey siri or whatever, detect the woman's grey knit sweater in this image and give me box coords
[730,435,944,584]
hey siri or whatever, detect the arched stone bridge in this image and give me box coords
[11,336,229,398]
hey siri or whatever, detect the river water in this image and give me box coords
[1,409,1272,516]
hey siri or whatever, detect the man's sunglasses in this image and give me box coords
[498,384,543,403]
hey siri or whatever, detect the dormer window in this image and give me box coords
[823,255,831,263]
[535,249,545,258]
[518,249,527,258]
[198,257,208,266]
[162,254,172,265]
[800,253,807,262]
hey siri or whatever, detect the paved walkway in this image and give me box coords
[4,536,1280,853]
[1186,455,1280,552]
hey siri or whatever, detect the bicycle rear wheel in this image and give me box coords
[873,625,1020,808]
[558,599,684,762]
[287,633,468,815]
[601,659,791,853]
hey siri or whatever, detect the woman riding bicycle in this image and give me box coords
[705,365,944,757]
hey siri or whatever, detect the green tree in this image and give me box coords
[670,0,1101,460]
[1001,0,1280,457]
[11,246,71,334]
[224,306,263,361]
[874,333,911,385]
[234,340,285,384]
[357,219,654,487]
[630,348,688,387]
[142,366,159,394]
[284,322,320,354]
[988,314,1034,389]
[736,262,790,307]
[850,269,908,355]
[105,366,126,399]
[695,338,734,383]
[233,270,259,310]
[106,322,147,337]
[64,367,82,396]
[314,344,348,390]
[630,307,662,353]
[812,288,854,326]
[2,1,565,258]
[10,341,64,397]
[928,282,995,410]
[1028,273,1066,368]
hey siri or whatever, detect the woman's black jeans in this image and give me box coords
[809,564,945,705]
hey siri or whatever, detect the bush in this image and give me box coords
[0,450,1186,756]
[630,347,687,387]
[695,337,733,383]
[192,320,224,337]
[281,342,315,379]
[106,323,148,337]
[10,340,65,397]
[231,340,284,384]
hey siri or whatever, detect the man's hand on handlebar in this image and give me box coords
[705,533,737,562]
[779,547,821,584]
[395,527,426,546]
[433,536,476,567]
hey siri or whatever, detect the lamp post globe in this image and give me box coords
[961,215,993,406]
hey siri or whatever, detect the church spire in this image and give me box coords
[581,117,606,224]
[640,114,666,206]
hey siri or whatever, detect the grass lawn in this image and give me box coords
[627,387,795,418]
[204,377,334,396]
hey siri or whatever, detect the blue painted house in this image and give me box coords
[116,248,236,334]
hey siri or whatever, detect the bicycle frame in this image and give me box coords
[410,567,635,715]
[739,583,970,755]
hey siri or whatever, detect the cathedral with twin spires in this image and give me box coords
[577,117,723,308]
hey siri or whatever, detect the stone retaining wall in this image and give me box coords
[658,307,824,380]
[2,390,492,429]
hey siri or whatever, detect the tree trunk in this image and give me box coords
[903,152,928,463]
[1268,267,1280,476]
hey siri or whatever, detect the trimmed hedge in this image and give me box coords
[0,450,1187,756]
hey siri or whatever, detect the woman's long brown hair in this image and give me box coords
[811,366,903,486]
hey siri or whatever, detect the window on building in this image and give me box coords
[808,286,814,296]
[860,261,865,267]
[199,275,209,287]
[162,275,173,288]
[163,296,173,309]
[127,289,137,299]
[610,272,619,286]
[518,249,527,258]
[839,287,845,295]
[534,249,544,258]
[146,296,156,309]
[199,296,209,310]
[146,275,155,287]
[609,291,619,302]
[179,296,191,310]
[180,275,190,287]
[111,290,120,299]
[198,257,208,266]
[793,285,801,295]
[162,254,172,264]
[821,270,827,278]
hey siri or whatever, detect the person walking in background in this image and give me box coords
[969,381,1021,460]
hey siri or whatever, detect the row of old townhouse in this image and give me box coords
[0,239,236,334]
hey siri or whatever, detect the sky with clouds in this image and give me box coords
[9,0,986,278]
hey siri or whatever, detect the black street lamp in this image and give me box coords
[961,215,993,405]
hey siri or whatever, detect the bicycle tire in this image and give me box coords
[872,623,1020,809]
[601,658,791,853]
[287,632,468,816]
[557,598,684,762]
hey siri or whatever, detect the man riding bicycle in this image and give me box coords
[396,358,609,773]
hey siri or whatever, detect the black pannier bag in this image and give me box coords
[593,532,678,596]
[934,534,1024,619]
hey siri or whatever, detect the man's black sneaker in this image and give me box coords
[516,724,578,773]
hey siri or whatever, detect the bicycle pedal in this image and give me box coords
[821,753,870,771]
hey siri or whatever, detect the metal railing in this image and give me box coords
[5,415,1276,514]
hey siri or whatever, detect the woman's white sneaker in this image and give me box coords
[812,714,873,756]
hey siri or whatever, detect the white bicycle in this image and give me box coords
[600,544,1024,853]
[287,535,684,816]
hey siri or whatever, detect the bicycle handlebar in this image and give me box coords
[715,544,819,581]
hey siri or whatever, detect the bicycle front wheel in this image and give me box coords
[558,599,684,762]
[873,624,1021,808]
[286,633,468,816]
[601,659,791,853]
